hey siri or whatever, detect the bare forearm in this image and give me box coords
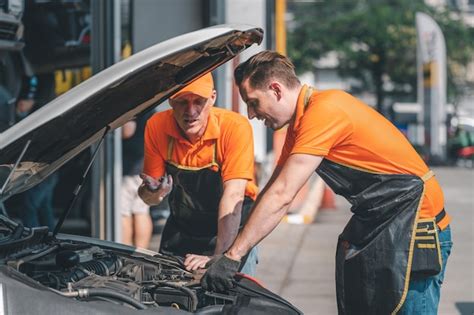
[214,194,243,254]
[225,155,323,261]
[224,167,283,256]
[214,209,241,254]
[227,187,291,260]
[214,179,247,255]
[254,166,281,204]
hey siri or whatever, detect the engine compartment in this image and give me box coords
[0,219,302,314]
[10,241,233,312]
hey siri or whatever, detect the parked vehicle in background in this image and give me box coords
[1,0,91,128]
[448,115,474,168]
[22,0,91,74]
[0,0,24,50]
[0,0,25,131]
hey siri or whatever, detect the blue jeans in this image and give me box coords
[239,246,258,276]
[17,174,58,230]
[399,225,453,315]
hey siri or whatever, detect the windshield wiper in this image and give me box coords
[53,127,110,236]
[0,139,32,197]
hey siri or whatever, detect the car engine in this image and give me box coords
[0,220,302,314]
[11,241,231,312]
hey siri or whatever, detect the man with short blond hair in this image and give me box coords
[202,51,452,315]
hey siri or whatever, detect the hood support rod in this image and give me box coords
[53,127,110,236]
[0,140,32,197]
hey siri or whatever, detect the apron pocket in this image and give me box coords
[410,218,442,278]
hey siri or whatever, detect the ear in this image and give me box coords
[168,99,176,109]
[269,82,282,101]
[209,90,217,106]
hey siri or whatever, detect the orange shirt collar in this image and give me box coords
[203,108,220,140]
[164,107,220,143]
[290,84,310,132]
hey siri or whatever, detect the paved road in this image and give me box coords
[256,167,474,315]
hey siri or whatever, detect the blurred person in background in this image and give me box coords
[14,73,59,230]
[138,73,259,275]
[0,86,15,133]
[0,60,19,215]
[121,112,153,248]
[0,54,37,132]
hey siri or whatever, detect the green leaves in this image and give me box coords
[288,0,474,111]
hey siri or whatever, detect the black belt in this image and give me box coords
[435,208,446,230]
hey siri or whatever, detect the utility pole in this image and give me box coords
[273,0,287,166]
[90,0,122,242]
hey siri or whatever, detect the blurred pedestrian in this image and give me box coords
[15,74,59,230]
[0,81,15,216]
[0,86,15,132]
[138,73,259,275]
[202,51,452,315]
[121,113,153,249]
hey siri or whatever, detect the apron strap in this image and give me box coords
[303,86,315,109]
[212,138,218,165]
[421,170,434,182]
[435,208,446,224]
[167,137,174,161]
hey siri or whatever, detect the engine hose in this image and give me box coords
[68,255,122,282]
[84,288,147,310]
[49,287,147,310]
[47,273,61,290]
[157,282,198,312]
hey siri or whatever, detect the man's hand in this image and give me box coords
[184,254,211,271]
[200,254,241,292]
[140,173,159,190]
[140,173,172,192]
[138,173,173,205]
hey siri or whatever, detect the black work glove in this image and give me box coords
[201,254,241,292]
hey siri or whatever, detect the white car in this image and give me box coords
[0,25,302,315]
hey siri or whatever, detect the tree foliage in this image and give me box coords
[288,0,474,112]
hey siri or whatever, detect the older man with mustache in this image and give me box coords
[138,73,258,275]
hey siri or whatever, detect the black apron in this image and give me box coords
[159,137,252,258]
[302,87,435,314]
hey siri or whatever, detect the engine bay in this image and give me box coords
[9,241,234,312]
[0,219,302,314]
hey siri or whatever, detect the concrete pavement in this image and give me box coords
[255,167,474,315]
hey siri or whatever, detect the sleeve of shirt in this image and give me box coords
[143,119,166,179]
[220,118,255,182]
[291,96,353,157]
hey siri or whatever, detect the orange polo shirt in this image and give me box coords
[278,85,450,229]
[143,107,258,200]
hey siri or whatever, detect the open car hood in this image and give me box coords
[0,24,263,201]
